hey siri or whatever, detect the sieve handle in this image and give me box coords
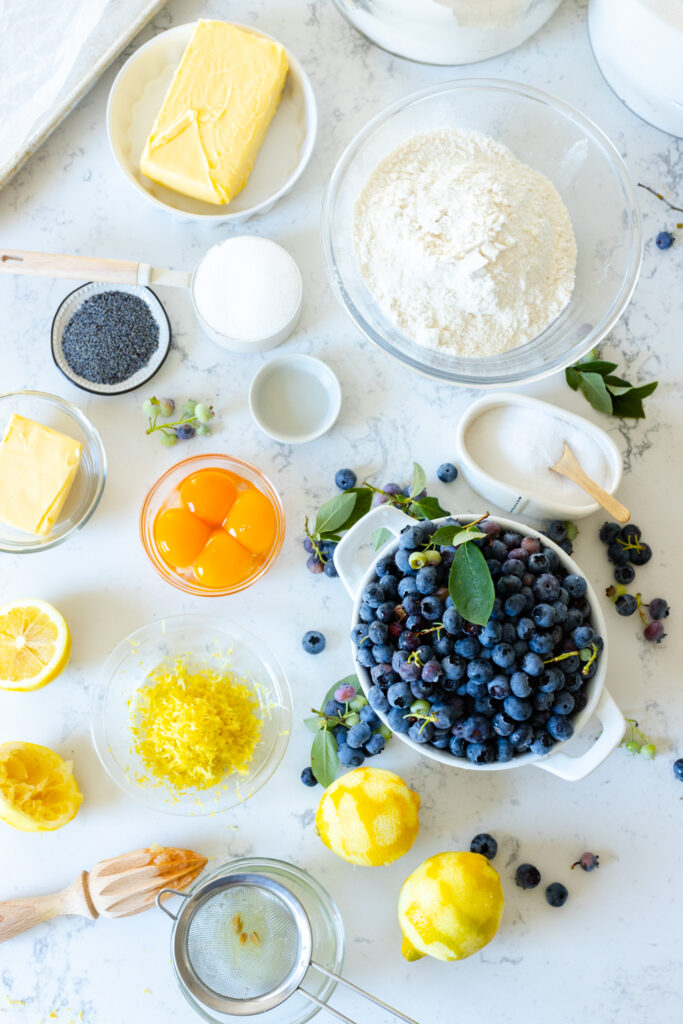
[298,988,356,1024]
[308,961,422,1024]
[155,888,189,921]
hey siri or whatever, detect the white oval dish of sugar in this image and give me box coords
[456,393,623,520]
[191,236,302,352]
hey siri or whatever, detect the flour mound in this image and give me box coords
[353,128,577,358]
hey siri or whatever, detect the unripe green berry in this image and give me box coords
[195,402,214,424]
[424,549,442,565]
[409,551,427,570]
[624,740,641,754]
[196,423,211,437]
[349,695,367,711]
[344,712,361,728]
[640,743,656,759]
[378,723,392,741]
[182,399,197,416]
[410,699,431,716]
[161,432,177,447]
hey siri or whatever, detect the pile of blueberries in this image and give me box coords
[351,518,603,765]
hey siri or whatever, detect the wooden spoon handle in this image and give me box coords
[557,462,630,523]
[0,248,142,285]
[0,873,97,943]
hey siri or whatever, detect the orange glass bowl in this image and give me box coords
[140,453,285,596]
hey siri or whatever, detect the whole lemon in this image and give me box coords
[315,767,420,866]
[398,851,504,961]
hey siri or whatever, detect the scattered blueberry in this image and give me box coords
[335,468,357,490]
[302,630,326,655]
[673,759,683,781]
[572,851,599,871]
[545,882,569,908]
[515,863,541,889]
[300,766,317,787]
[655,230,674,250]
[437,462,458,483]
[470,833,498,860]
[648,598,669,620]
[616,594,638,616]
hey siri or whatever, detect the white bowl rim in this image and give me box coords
[346,509,610,771]
[454,392,624,519]
[248,353,342,444]
[106,21,319,222]
[321,77,643,388]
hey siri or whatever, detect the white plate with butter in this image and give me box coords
[107,22,317,222]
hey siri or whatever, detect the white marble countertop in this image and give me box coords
[1,1,682,1022]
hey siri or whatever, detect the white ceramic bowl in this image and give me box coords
[335,504,624,782]
[455,393,623,520]
[107,23,317,222]
[249,354,342,444]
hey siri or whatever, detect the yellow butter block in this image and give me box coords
[0,414,82,536]
[140,20,289,206]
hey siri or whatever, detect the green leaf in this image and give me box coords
[571,360,618,376]
[565,521,579,541]
[578,371,614,415]
[314,492,357,536]
[409,461,427,499]
[318,532,342,543]
[304,717,323,734]
[565,366,580,391]
[409,496,450,521]
[372,527,393,550]
[603,373,632,390]
[311,729,339,788]
[448,544,495,626]
[429,524,463,546]
[337,487,373,531]
[611,380,658,419]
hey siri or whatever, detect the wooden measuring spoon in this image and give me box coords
[0,248,191,289]
[0,846,207,943]
[550,443,630,523]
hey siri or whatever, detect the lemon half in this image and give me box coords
[316,767,420,867]
[399,851,504,962]
[0,600,71,691]
[0,741,82,832]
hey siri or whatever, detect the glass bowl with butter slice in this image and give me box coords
[107,21,317,222]
[0,392,106,553]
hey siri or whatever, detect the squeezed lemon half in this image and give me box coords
[0,741,82,832]
[0,600,71,691]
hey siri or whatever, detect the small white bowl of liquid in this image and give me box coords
[249,354,342,444]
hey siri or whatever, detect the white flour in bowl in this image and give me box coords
[353,128,576,358]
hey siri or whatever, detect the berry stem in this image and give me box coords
[637,181,683,215]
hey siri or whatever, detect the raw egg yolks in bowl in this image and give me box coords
[153,468,277,589]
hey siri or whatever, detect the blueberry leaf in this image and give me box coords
[577,371,613,415]
[304,717,323,733]
[314,492,357,536]
[448,543,495,627]
[565,366,580,391]
[337,487,373,531]
[372,527,394,550]
[409,461,427,499]
[429,524,485,548]
[572,360,618,376]
[311,728,340,788]
[611,381,657,419]
[409,496,450,521]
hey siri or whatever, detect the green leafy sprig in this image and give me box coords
[413,513,494,627]
[142,396,215,446]
[304,462,449,560]
[565,355,657,419]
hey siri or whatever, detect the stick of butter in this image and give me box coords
[140,20,289,206]
[0,414,82,536]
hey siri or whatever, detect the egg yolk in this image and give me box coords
[154,507,211,568]
[180,469,237,525]
[224,487,277,555]
[193,530,255,588]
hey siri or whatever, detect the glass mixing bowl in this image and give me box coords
[322,79,642,387]
[140,453,285,597]
[0,391,106,553]
[91,615,292,815]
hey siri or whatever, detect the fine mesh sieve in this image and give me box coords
[157,872,421,1024]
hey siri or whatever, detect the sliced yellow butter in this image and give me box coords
[0,414,82,536]
[140,20,289,206]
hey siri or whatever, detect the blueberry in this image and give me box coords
[301,766,318,786]
[607,543,630,566]
[386,707,410,733]
[367,686,390,713]
[359,705,381,729]
[509,671,532,698]
[656,230,674,250]
[409,721,435,744]
[529,632,555,657]
[449,736,466,758]
[497,574,522,596]
[564,573,587,598]
[533,690,554,710]
[398,525,426,550]
[375,556,396,578]
[371,642,394,663]
[538,667,563,693]
[572,851,600,871]
[488,674,511,700]
[443,606,463,634]
[545,882,569,908]
[307,554,324,574]
[599,522,621,545]
[533,573,561,601]
[470,833,498,860]
[545,520,567,543]
[489,540,509,563]
[547,715,574,741]
[510,723,533,750]
[442,654,466,681]
[410,677,435,700]
[644,620,666,642]
[346,722,372,749]
[517,617,535,641]
[462,715,491,742]
[504,593,527,618]
[436,462,458,483]
[333,724,348,745]
[649,598,669,620]
[415,566,438,594]
[503,696,532,721]
[528,552,550,574]
[530,732,555,756]
[398,631,420,652]
[351,623,369,647]
[455,636,480,659]
[491,643,515,670]
[522,651,544,677]
[358,603,375,624]
[397,661,421,683]
[430,729,451,749]
[673,759,683,781]
[616,594,638,616]
[175,423,195,440]
[429,702,455,730]
[421,595,445,620]
[387,682,413,709]
[422,659,443,683]
[502,558,526,579]
[337,743,364,767]
[356,647,376,668]
[515,863,541,889]
[365,733,385,756]
[362,583,383,607]
[324,699,345,718]
[335,468,357,490]
[398,576,418,598]
[558,538,573,555]
[496,737,514,761]
[614,564,636,585]
[467,659,494,685]
[368,621,388,645]
[629,542,652,566]
[377,575,398,599]
[466,741,495,765]
[433,635,454,657]
[375,601,395,624]
[532,602,555,629]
